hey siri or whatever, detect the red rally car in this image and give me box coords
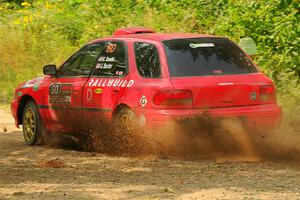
[11,27,282,145]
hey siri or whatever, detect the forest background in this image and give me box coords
[0,0,299,114]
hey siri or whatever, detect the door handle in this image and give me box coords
[73,89,80,96]
[112,89,119,94]
[112,87,121,94]
[222,98,233,103]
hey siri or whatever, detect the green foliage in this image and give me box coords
[0,0,299,106]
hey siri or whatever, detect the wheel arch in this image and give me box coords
[112,103,133,118]
[17,95,36,125]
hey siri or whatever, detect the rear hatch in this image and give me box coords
[163,37,275,108]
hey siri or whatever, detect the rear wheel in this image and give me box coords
[112,107,146,155]
[114,108,135,127]
[22,100,43,145]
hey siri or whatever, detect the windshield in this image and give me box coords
[163,38,258,77]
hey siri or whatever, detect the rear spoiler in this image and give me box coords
[113,27,155,36]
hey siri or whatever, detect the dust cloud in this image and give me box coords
[44,109,300,163]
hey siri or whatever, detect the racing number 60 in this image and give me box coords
[50,84,60,95]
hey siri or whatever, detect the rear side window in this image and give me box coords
[134,42,161,78]
[92,41,127,77]
[163,38,258,77]
[58,43,104,77]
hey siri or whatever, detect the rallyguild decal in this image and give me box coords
[88,79,134,88]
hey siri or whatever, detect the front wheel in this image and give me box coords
[22,100,43,145]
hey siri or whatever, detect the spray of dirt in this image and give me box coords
[43,109,300,163]
[137,115,263,162]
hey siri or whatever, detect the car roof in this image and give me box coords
[89,33,225,44]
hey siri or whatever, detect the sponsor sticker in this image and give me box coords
[87,88,93,101]
[106,44,117,53]
[94,88,103,94]
[140,96,147,107]
[250,92,257,100]
[213,70,223,75]
[115,71,124,76]
[49,83,72,104]
[33,84,39,91]
[189,43,215,48]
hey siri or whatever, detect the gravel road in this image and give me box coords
[1,108,300,200]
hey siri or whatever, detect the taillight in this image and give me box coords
[153,90,193,105]
[260,85,276,102]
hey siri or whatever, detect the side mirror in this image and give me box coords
[239,37,257,56]
[43,64,57,76]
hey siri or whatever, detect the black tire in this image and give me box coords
[22,100,43,145]
[114,108,136,127]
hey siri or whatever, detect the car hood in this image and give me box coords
[19,76,45,89]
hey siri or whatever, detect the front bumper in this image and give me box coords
[136,104,282,130]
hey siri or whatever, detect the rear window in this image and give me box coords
[163,38,258,77]
[134,42,161,78]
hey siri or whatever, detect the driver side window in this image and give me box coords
[58,43,104,77]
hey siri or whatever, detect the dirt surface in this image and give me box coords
[1,108,300,199]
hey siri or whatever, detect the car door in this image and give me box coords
[82,40,131,129]
[44,42,105,132]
